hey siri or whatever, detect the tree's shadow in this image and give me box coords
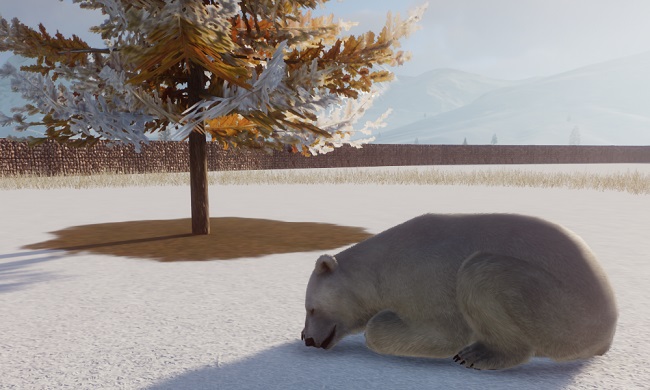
[147,335,588,390]
[22,218,373,262]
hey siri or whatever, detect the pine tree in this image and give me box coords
[462,137,468,145]
[491,133,497,145]
[0,0,427,235]
[569,126,581,145]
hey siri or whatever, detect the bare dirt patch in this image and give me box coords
[23,218,372,261]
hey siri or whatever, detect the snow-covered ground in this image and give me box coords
[1,165,649,389]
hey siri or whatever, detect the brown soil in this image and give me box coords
[23,218,373,262]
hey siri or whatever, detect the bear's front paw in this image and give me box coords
[454,343,494,370]
[454,342,530,370]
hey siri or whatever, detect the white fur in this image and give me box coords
[302,213,618,370]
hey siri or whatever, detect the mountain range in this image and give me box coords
[367,52,650,145]
[2,53,650,145]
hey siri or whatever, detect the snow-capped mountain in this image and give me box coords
[375,52,650,145]
[363,68,517,134]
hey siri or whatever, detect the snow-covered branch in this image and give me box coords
[0,62,164,150]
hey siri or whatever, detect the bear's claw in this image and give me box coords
[453,354,477,369]
[454,342,531,370]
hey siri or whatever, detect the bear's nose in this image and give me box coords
[304,337,316,347]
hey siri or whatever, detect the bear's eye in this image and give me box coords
[309,308,315,315]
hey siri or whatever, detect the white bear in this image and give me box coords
[301,213,617,370]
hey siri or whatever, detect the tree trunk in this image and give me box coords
[188,63,210,235]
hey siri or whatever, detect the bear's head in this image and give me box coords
[302,254,368,350]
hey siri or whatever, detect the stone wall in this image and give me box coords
[1,139,649,176]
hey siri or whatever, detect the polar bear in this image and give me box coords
[301,213,617,370]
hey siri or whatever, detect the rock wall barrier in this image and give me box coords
[1,139,648,176]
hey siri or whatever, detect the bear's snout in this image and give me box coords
[302,326,337,349]
[304,337,316,347]
[302,329,317,347]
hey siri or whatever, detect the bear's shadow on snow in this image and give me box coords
[21,217,373,262]
[147,335,589,390]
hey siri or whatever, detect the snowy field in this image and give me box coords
[1,164,649,389]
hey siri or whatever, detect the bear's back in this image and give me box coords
[336,213,607,298]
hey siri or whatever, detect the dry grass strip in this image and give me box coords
[23,218,372,262]
[2,168,649,195]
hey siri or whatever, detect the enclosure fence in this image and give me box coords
[1,139,648,176]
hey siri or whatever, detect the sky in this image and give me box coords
[1,0,650,80]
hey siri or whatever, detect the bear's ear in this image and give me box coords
[315,254,338,274]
